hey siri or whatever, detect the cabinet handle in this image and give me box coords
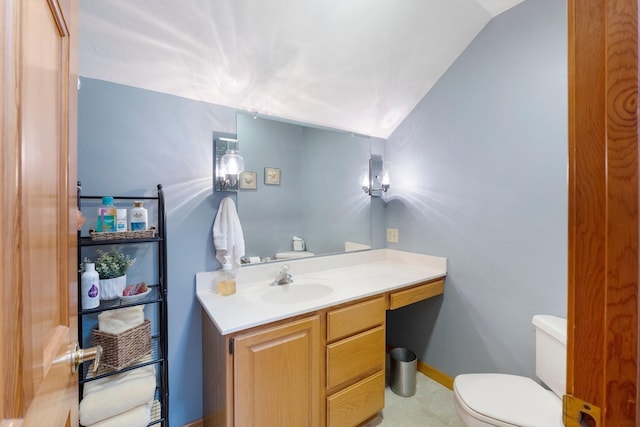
[70,343,102,374]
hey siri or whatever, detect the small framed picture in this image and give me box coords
[239,171,257,190]
[264,167,281,185]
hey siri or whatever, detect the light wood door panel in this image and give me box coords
[234,316,321,427]
[1,0,78,425]
[568,0,638,425]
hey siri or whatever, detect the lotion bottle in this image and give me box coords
[129,201,148,231]
[217,256,236,296]
[81,263,100,309]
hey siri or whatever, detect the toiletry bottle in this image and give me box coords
[217,256,236,296]
[96,196,117,232]
[116,208,128,232]
[129,201,148,231]
[81,262,100,309]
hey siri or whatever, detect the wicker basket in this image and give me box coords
[89,226,156,241]
[92,320,152,370]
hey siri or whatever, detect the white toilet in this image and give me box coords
[453,315,566,427]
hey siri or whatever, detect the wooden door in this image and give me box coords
[1,0,79,425]
[234,316,321,427]
[567,0,638,425]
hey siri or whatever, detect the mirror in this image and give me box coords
[234,112,383,262]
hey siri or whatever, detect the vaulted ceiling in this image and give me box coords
[79,0,523,138]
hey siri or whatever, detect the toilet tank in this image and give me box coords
[532,315,567,398]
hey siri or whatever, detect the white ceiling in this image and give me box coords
[79,0,523,138]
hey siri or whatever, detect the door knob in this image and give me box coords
[71,343,102,374]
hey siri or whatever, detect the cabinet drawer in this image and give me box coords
[327,370,385,427]
[327,326,385,389]
[327,296,385,342]
[389,278,444,310]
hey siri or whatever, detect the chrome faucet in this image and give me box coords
[270,265,293,286]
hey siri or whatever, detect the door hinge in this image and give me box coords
[228,337,234,355]
[563,394,601,427]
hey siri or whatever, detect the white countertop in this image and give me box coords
[196,249,447,335]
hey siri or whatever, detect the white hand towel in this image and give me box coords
[79,364,156,426]
[98,306,144,334]
[212,197,245,269]
[85,400,153,427]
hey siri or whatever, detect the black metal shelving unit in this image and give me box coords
[77,182,169,426]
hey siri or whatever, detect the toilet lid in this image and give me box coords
[454,373,563,427]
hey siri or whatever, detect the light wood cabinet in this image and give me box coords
[326,297,386,426]
[202,277,445,427]
[234,316,321,427]
[327,371,386,427]
[389,278,444,310]
[327,296,386,342]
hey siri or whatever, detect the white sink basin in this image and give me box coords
[261,281,333,304]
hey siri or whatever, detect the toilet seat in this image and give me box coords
[453,373,563,427]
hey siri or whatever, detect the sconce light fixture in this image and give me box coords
[215,137,245,192]
[362,154,390,197]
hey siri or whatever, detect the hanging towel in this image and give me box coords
[212,197,245,269]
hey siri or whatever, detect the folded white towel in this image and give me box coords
[79,364,156,426]
[98,306,144,334]
[212,197,245,270]
[85,400,153,427]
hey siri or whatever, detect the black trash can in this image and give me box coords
[389,347,417,397]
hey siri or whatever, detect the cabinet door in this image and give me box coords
[234,316,321,427]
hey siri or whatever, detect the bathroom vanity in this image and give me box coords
[196,249,447,427]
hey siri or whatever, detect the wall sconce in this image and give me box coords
[362,154,390,196]
[215,137,245,192]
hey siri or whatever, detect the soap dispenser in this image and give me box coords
[217,256,236,296]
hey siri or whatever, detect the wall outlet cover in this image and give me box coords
[387,228,399,243]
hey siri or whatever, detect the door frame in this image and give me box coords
[567,0,638,424]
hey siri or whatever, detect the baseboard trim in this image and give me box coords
[417,359,454,390]
[387,344,455,390]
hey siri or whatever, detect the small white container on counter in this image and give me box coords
[293,236,305,251]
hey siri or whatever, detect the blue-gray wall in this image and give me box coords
[78,79,236,426]
[385,0,568,379]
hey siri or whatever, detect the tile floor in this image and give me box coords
[363,372,464,427]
